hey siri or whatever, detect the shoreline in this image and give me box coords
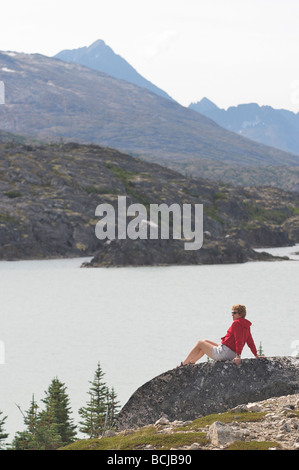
[0,243,298,266]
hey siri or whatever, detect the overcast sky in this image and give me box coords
[1,0,299,112]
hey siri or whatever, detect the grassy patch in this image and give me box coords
[4,190,23,198]
[104,164,139,181]
[178,411,267,431]
[213,191,228,202]
[226,440,281,450]
[0,213,19,224]
[83,185,119,195]
[288,206,299,216]
[203,205,224,224]
[284,410,299,417]
[104,163,150,207]
[244,203,291,224]
[60,426,208,451]
[60,410,268,451]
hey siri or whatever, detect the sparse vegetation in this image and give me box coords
[5,362,120,450]
[59,409,273,451]
[4,190,22,198]
[0,140,298,263]
[226,440,281,450]
[177,411,267,431]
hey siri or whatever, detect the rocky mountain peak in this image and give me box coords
[54,39,174,101]
[194,97,219,112]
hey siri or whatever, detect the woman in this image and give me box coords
[181,304,258,366]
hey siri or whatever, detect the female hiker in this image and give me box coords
[181,304,258,366]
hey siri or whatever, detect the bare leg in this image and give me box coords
[182,339,218,365]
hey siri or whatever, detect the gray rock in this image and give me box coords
[207,421,243,446]
[231,404,248,413]
[246,403,263,412]
[189,442,202,450]
[116,357,299,430]
[154,417,170,426]
[102,430,115,437]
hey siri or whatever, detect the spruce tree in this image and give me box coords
[79,362,110,438]
[107,387,121,429]
[24,395,39,434]
[257,342,264,356]
[11,394,63,450]
[35,406,63,450]
[0,410,8,449]
[41,377,76,446]
[11,395,39,450]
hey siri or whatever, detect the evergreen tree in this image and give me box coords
[11,394,63,450]
[11,396,39,450]
[35,406,63,450]
[0,410,8,449]
[24,394,39,434]
[79,362,110,438]
[41,377,76,447]
[78,395,96,438]
[107,387,121,429]
[257,342,264,356]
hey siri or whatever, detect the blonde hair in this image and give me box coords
[232,304,246,318]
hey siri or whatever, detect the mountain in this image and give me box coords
[0,51,299,192]
[189,98,299,156]
[54,39,174,101]
[0,139,298,264]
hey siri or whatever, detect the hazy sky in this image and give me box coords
[1,0,299,111]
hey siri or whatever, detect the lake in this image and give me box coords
[0,244,298,440]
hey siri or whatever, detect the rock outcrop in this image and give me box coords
[116,357,299,431]
[0,140,298,263]
[82,237,275,267]
[62,393,299,450]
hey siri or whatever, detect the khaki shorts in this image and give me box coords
[212,344,237,361]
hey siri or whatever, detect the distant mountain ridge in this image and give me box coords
[189,98,299,156]
[54,39,174,101]
[1,51,297,163]
[1,50,299,191]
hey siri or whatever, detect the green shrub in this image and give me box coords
[4,190,22,198]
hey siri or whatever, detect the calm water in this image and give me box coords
[0,245,298,439]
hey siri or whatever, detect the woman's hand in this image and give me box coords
[233,356,241,365]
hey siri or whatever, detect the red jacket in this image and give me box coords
[221,317,257,356]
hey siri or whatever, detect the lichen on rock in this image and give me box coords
[116,357,299,431]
